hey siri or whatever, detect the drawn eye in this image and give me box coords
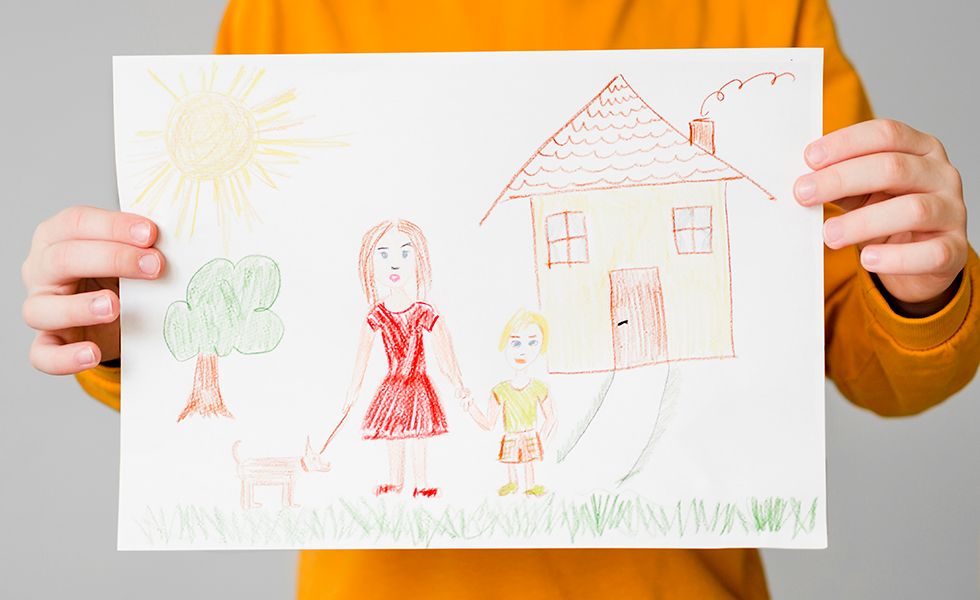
[510,340,521,348]
[528,340,539,347]
[402,250,409,259]
[380,251,388,259]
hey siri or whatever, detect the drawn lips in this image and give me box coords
[389,274,400,283]
[515,358,527,364]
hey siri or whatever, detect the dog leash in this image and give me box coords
[319,404,353,455]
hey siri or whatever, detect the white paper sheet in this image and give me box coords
[113,49,825,550]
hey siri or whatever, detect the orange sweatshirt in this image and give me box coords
[79,0,980,598]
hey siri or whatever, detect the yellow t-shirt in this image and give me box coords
[78,0,980,598]
[493,379,548,433]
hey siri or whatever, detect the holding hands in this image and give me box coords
[795,119,967,312]
[21,207,165,375]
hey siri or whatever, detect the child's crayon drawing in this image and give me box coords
[164,254,284,421]
[465,309,557,497]
[115,50,826,551]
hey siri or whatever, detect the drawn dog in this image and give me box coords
[232,438,330,509]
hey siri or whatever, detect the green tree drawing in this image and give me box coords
[164,255,284,422]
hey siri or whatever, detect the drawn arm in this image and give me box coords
[539,393,557,448]
[467,392,500,431]
[344,320,376,412]
[431,317,470,399]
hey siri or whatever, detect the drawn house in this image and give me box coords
[481,75,771,374]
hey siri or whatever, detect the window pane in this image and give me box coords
[550,240,568,263]
[569,237,588,262]
[693,207,712,228]
[567,212,586,237]
[676,231,694,253]
[674,207,692,230]
[694,228,712,253]
[546,213,567,241]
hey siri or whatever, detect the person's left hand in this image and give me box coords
[794,119,967,312]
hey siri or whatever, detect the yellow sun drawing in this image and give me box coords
[132,64,347,252]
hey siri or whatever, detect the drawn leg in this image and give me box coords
[410,438,427,489]
[373,440,405,495]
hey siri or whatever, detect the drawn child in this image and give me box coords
[344,219,470,498]
[465,309,556,497]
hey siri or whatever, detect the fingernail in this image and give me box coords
[823,219,843,244]
[91,295,112,317]
[806,144,827,165]
[795,178,815,203]
[862,248,880,268]
[131,222,151,245]
[76,348,97,367]
[139,253,161,276]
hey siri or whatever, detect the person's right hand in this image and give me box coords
[22,206,164,375]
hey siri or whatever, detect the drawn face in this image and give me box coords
[504,323,544,370]
[374,228,416,291]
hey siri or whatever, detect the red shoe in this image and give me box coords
[413,487,441,498]
[374,484,403,496]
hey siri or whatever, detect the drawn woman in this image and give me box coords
[344,219,469,498]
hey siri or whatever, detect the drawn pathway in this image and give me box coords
[552,363,672,488]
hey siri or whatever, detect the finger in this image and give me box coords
[795,153,945,207]
[860,236,966,276]
[822,194,960,250]
[32,240,164,287]
[804,119,944,171]
[33,206,158,250]
[23,290,119,332]
[30,332,101,376]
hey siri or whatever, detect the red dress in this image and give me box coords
[361,302,449,440]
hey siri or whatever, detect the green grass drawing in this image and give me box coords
[136,494,818,547]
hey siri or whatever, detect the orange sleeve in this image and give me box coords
[75,364,121,411]
[791,0,980,415]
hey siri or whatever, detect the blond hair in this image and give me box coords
[358,219,432,306]
[498,309,549,353]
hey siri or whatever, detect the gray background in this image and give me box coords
[1,0,977,598]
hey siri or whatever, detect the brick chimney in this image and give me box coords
[690,118,715,155]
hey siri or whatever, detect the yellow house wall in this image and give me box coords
[531,181,733,373]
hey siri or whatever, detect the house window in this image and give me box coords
[546,211,588,266]
[673,206,712,254]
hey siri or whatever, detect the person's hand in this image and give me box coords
[22,206,164,375]
[455,386,472,409]
[795,119,967,309]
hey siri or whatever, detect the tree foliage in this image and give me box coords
[164,255,284,361]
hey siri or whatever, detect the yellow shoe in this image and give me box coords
[524,485,547,497]
[498,482,518,496]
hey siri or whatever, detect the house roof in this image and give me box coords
[481,75,770,224]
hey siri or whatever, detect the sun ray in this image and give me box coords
[240,69,265,103]
[143,169,175,215]
[174,176,195,238]
[147,70,179,102]
[208,63,218,91]
[190,180,201,240]
[199,67,207,92]
[179,74,189,97]
[136,130,163,137]
[171,173,187,206]
[254,147,305,160]
[133,163,172,205]
[228,65,247,97]
[259,137,350,148]
[251,90,298,115]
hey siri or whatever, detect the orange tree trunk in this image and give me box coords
[177,352,234,421]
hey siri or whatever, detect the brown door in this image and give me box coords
[610,268,667,369]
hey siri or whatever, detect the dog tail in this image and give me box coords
[232,440,243,466]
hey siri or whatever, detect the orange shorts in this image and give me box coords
[498,430,543,463]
